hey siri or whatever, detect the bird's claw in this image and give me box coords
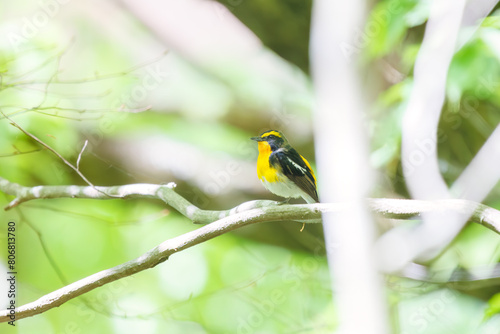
[278,198,291,205]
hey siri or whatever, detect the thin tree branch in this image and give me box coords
[5,51,169,86]
[0,177,278,224]
[76,140,88,171]
[0,148,44,158]
[0,176,499,323]
[400,262,500,290]
[0,111,95,188]
[1,177,500,233]
[0,194,500,322]
[0,200,321,323]
[1,177,500,322]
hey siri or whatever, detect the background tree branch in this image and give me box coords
[1,177,500,323]
[400,263,500,290]
[2,176,500,233]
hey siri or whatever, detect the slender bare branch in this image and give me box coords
[76,140,88,171]
[0,111,95,188]
[0,200,321,323]
[1,176,500,233]
[0,177,279,223]
[5,51,169,86]
[400,263,500,290]
[0,148,44,158]
[1,177,500,322]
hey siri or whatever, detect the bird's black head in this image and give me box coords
[250,130,288,151]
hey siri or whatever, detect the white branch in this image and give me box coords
[380,0,473,272]
[1,177,500,322]
[310,0,388,332]
[380,0,500,273]
[458,0,499,49]
[401,0,465,201]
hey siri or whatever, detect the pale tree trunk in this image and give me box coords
[310,1,389,333]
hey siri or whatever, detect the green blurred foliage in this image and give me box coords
[221,0,312,73]
[365,3,500,331]
[0,0,500,333]
[485,293,500,320]
[0,3,327,331]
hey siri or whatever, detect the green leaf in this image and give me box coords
[481,14,500,29]
[484,293,500,320]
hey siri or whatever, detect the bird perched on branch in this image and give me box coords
[251,130,319,210]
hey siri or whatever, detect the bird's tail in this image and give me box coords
[302,194,318,204]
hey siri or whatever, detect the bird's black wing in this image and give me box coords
[271,148,319,202]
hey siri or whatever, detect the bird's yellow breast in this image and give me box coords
[256,141,281,182]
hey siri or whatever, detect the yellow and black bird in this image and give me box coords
[251,130,319,204]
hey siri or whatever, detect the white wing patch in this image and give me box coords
[288,158,307,173]
[276,148,308,174]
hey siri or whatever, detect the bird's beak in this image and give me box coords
[250,136,263,141]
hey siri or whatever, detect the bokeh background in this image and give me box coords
[0,0,500,333]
